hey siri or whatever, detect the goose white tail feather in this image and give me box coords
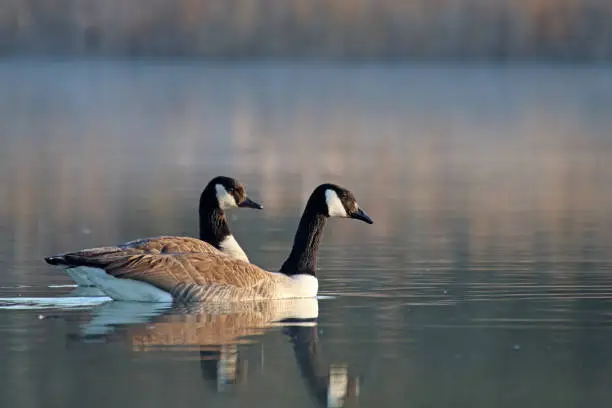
[65,267,95,286]
[80,267,173,303]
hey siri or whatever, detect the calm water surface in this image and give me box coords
[1,60,612,407]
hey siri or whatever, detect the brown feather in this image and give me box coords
[119,236,223,255]
[56,236,226,267]
[99,251,273,295]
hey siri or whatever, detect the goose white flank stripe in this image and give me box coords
[44,183,372,302]
[77,266,173,302]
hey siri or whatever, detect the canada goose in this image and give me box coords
[47,176,262,286]
[44,183,373,302]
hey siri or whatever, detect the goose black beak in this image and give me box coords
[350,208,373,224]
[239,197,263,209]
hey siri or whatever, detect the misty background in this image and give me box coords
[2,3,612,408]
[1,0,612,60]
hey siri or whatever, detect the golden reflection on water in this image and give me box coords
[67,298,357,407]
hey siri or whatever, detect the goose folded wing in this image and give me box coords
[68,251,272,293]
[120,236,222,255]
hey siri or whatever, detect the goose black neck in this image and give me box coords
[280,201,327,276]
[199,196,230,249]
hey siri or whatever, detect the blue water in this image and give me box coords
[0,60,611,407]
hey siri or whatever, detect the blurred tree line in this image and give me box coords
[0,0,611,60]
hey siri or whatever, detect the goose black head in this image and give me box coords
[312,183,373,224]
[202,176,263,211]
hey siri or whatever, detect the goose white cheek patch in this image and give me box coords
[216,184,238,209]
[325,189,347,217]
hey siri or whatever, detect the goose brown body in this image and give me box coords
[61,249,309,302]
[119,236,223,256]
[45,183,372,302]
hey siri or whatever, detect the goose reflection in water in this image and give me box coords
[70,298,359,407]
[284,324,360,408]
